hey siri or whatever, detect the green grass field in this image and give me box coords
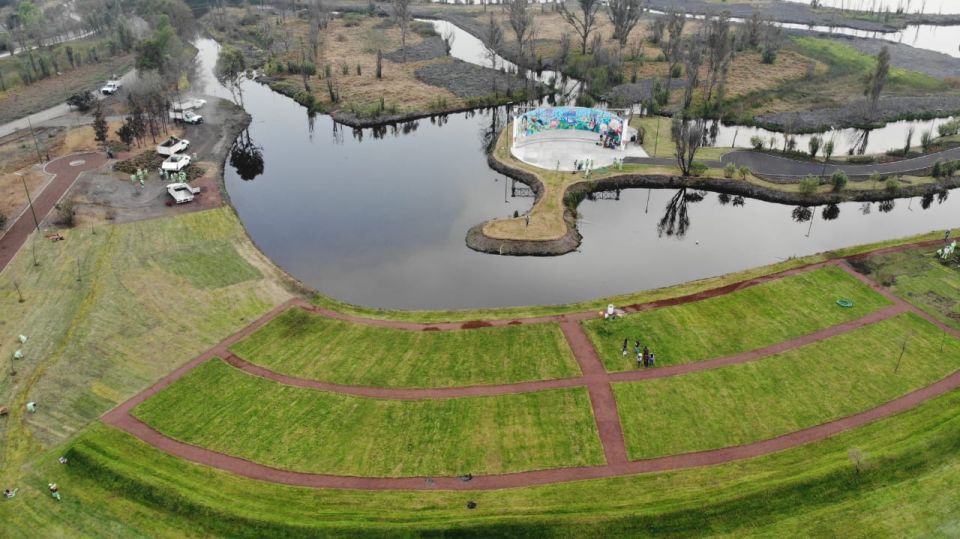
[583,266,891,372]
[850,248,960,330]
[0,208,294,486]
[229,308,580,387]
[133,359,604,477]
[614,313,960,460]
[4,380,960,537]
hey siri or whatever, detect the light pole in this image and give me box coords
[19,173,40,232]
[26,115,44,163]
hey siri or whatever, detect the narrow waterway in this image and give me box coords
[195,34,959,310]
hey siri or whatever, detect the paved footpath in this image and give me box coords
[101,239,960,491]
[0,152,107,272]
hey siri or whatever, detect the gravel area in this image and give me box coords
[415,59,538,100]
[383,37,449,63]
[756,96,960,131]
[603,79,687,107]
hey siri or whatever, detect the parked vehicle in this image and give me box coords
[156,136,190,156]
[100,79,122,95]
[170,98,206,112]
[161,154,191,172]
[166,182,201,204]
[169,110,204,124]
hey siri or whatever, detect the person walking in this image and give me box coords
[642,346,651,368]
[648,351,656,367]
[634,341,642,367]
[622,339,629,357]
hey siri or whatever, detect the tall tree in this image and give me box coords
[664,10,686,79]
[607,0,643,50]
[215,45,247,107]
[558,0,601,55]
[681,39,703,112]
[672,117,704,177]
[92,101,108,148]
[508,0,534,59]
[864,45,890,114]
[393,0,411,63]
[702,13,733,108]
[484,14,504,70]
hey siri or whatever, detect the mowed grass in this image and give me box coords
[0,208,293,485]
[133,359,604,477]
[851,248,960,330]
[583,265,891,372]
[229,308,580,388]
[8,381,960,537]
[614,313,960,460]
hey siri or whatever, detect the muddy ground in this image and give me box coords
[57,97,248,227]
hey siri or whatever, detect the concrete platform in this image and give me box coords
[511,130,648,171]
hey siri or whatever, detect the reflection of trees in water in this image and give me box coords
[938,189,950,204]
[331,121,344,144]
[658,189,705,239]
[229,128,265,181]
[717,193,730,205]
[349,120,421,142]
[307,111,316,141]
[479,106,507,153]
[791,206,813,222]
[878,200,896,213]
[822,203,840,220]
[732,195,745,206]
[848,129,870,155]
[860,202,872,215]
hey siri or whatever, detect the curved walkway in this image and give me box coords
[101,240,960,490]
[721,147,960,179]
[0,152,107,272]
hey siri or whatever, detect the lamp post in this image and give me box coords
[19,173,40,232]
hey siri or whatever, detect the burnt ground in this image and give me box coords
[415,59,538,100]
[756,95,960,132]
[383,37,449,63]
[603,79,688,108]
[58,97,249,227]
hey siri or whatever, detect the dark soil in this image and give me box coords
[756,96,960,132]
[383,37,448,63]
[414,59,539,101]
[603,79,687,108]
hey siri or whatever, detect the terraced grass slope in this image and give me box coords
[583,265,892,371]
[10,382,960,537]
[133,359,604,477]
[614,313,960,459]
[851,247,960,330]
[229,308,580,387]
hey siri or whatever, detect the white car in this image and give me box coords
[100,80,122,95]
[169,110,204,124]
[166,182,201,204]
[161,154,191,172]
[157,136,190,156]
[170,98,207,111]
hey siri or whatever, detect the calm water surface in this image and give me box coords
[195,37,959,310]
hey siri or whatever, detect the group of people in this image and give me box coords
[598,132,619,149]
[623,339,656,368]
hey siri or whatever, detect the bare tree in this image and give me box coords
[558,0,601,54]
[484,14,504,70]
[702,13,733,108]
[665,10,686,79]
[864,45,890,115]
[672,117,705,176]
[393,0,411,63]
[681,39,703,112]
[508,0,535,59]
[607,0,643,50]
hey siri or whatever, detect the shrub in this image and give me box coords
[932,160,944,178]
[689,162,709,177]
[670,63,682,78]
[55,200,77,227]
[799,175,819,195]
[885,176,901,194]
[343,13,364,27]
[723,162,737,178]
[738,165,750,180]
[808,135,821,158]
[920,129,934,153]
[761,47,777,64]
[830,170,848,192]
[750,135,764,150]
[0,210,6,230]
[411,20,438,38]
[937,118,960,137]
[66,91,95,111]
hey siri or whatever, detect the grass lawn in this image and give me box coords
[6,381,960,537]
[229,308,579,388]
[614,313,960,460]
[0,208,294,486]
[850,247,960,330]
[133,359,604,477]
[583,265,892,372]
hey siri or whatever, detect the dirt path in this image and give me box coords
[99,238,960,491]
[0,152,107,272]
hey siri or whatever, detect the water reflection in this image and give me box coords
[657,189,708,238]
[822,204,841,220]
[229,129,265,181]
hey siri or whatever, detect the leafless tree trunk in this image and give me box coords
[393,0,411,63]
[558,0,601,55]
[672,117,705,176]
[508,0,535,59]
[607,0,643,51]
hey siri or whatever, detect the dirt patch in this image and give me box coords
[383,37,449,63]
[415,59,538,101]
[757,96,960,132]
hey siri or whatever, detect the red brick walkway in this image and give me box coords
[101,241,960,491]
